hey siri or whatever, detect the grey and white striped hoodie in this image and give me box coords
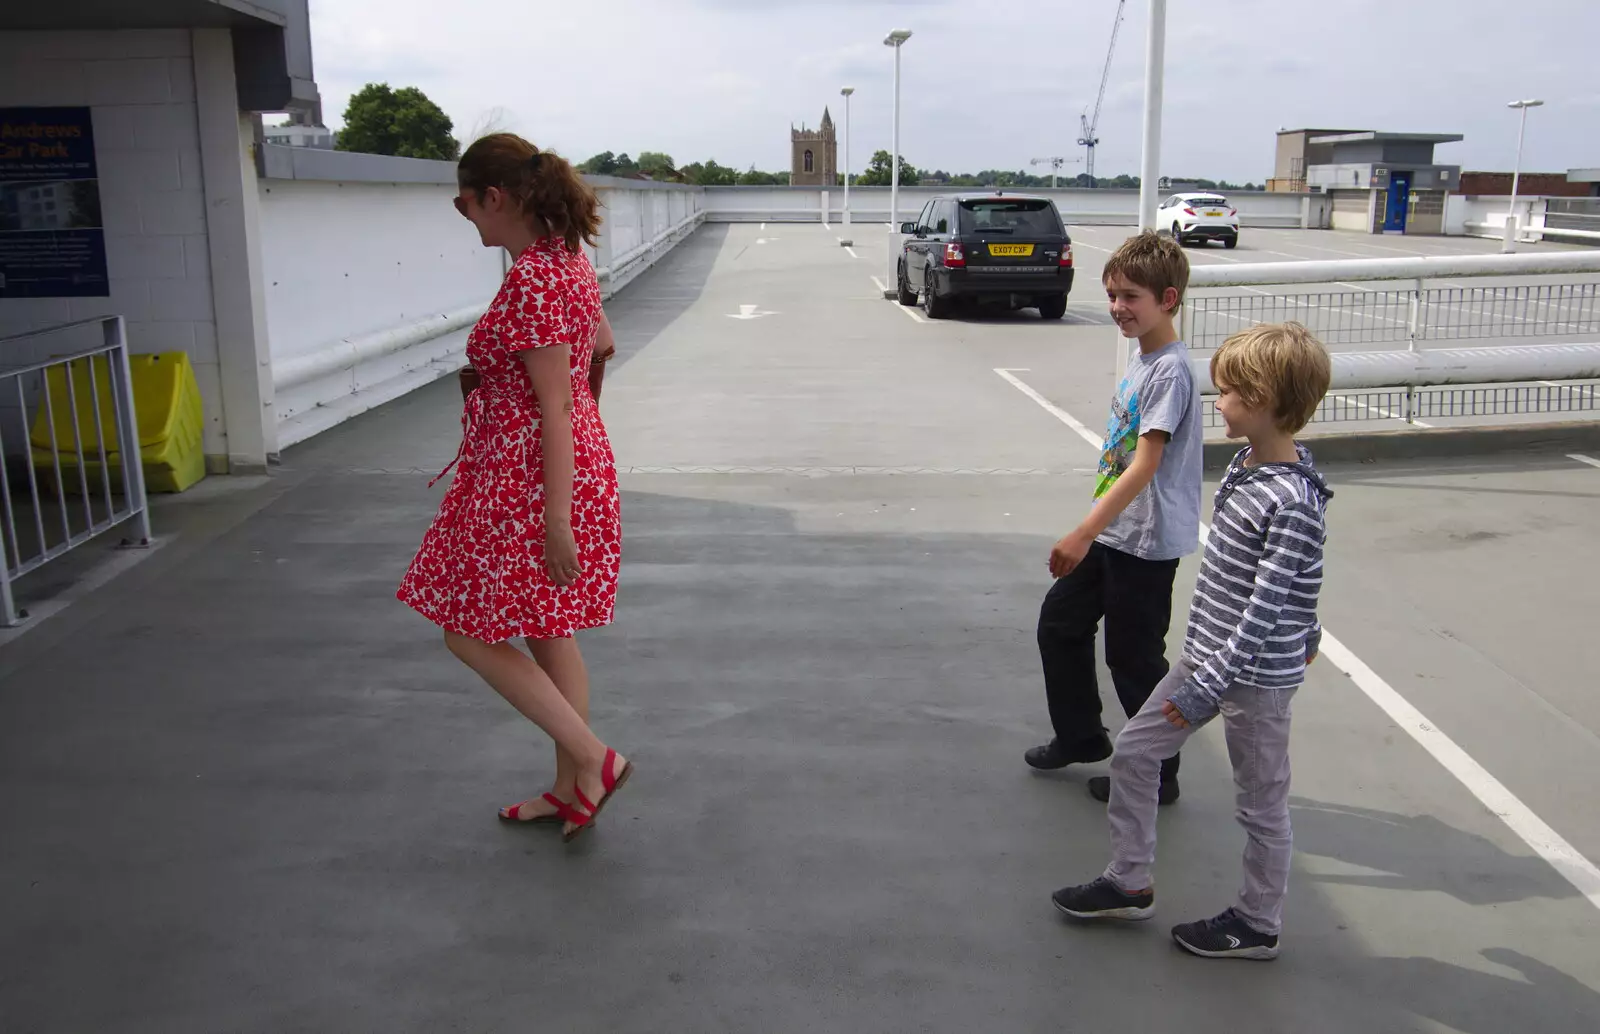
[1169,445,1332,723]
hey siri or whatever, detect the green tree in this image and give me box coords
[738,166,785,186]
[857,149,919,187]
[579,151,620,175]
[683,159,739,186]
[336,83,459,160]
[635,151,677,178]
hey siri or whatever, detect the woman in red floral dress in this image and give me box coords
[398,133,630,841]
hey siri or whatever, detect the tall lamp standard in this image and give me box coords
[840,86,855,226]
[883,29,912,297]
[1502,98,1544,253]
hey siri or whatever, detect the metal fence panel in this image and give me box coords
[0,317,153,627]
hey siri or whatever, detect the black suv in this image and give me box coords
[896,193,1074,320]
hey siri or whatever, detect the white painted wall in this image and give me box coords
[591,182,705,295]
[258,171,705,448]
[1445,194,1551,242]
[0,29,226,457]
[259,180,502,367]
[703,185,1314,229]
[258,177,503,447]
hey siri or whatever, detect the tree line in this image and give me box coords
[322,84,1261,191]
[579,149,1259,191]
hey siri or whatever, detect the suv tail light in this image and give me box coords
[943,242,966,268]
[1228,208,1237,217]
[1183,207,1197,216]
[1060,244,1073,268]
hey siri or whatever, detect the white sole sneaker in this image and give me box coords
[1172,932,1280,960]
[1053,899,1154,922]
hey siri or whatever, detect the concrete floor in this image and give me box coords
[3,224,1599,1032]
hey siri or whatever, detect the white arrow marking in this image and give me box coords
[726,304,779,320]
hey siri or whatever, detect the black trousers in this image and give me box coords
[1037,541,1182,775]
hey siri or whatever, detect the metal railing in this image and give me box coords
[1202,381,1600,429]
[1186,281,1600,352]
[1181,251,1600,428]
[1545,198,1600,241]
[0,317,152,627]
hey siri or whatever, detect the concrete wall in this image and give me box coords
[589,177,705,296]
[257,152,705,448]
[0,30,224,454]
[704,185,1318,229]
[258,175,506,446]
[1446,194,1551,242]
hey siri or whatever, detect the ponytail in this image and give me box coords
[458,133,602,253]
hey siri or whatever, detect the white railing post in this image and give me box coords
[107,317,153,547]
[0,554,15,627]
[1407,278,1422,353]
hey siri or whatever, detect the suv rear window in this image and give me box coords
[958,199,1063,235]
[1187,196,1229,208]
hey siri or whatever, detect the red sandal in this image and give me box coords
[498,792,569,825]
[562,748,634,843]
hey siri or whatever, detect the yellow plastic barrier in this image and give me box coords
[29,351,206,494]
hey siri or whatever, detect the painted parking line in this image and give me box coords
[1569,453,1600,469]
[992,366,1600,913]
[1328,393,1435,429]
[1541,381,1599,401]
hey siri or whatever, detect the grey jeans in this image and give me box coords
[1102,657,1297,935]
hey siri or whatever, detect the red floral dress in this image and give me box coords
[397,238,621,642]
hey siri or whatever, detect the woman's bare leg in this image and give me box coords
[446,632,623,829]
[528,636,590,801]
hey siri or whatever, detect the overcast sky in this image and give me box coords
[303,0,1599,183]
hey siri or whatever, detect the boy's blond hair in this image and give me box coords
[1101,230,1189,313]
[1210,322,1332,433]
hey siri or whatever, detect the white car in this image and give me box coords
[1158,192,1239,248]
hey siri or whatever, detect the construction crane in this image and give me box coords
[1029,155,1082,188]
[1077,0,1127,186]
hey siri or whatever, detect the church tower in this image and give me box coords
[790,107,838,187]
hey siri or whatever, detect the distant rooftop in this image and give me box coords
[1309,131,1464,145]
[1570,168,1600,183]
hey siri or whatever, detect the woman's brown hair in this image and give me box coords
[457,133,601,253]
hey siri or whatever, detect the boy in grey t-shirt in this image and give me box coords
[1026,231,1202,805]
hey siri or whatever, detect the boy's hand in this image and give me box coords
[1306,649,1318,666]
[1161,701,1190,729]
[1049,530,1093,578]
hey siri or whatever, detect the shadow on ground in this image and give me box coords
[2,459,1588,1031]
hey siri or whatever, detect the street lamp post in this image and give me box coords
[1123,0,1167,381]
[1503,98,1544,254]
[884,29,912,298]
[841,86,854,226]
[1137,0,1167,234]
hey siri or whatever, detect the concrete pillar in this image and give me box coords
[820,190,830,224]
[1301,195,1311,230]
[193,28,276,471]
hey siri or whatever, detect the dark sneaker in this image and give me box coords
[1025,735,1113,771]
[1088,775,1180,806]
[1171,908,1280,960]
[1051,877,1154,921]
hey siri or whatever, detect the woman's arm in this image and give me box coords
[588,310,616,402]
[594,310,617,362]
[521,345,581,585]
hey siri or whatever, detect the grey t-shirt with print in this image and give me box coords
[1092,340,1202,561]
